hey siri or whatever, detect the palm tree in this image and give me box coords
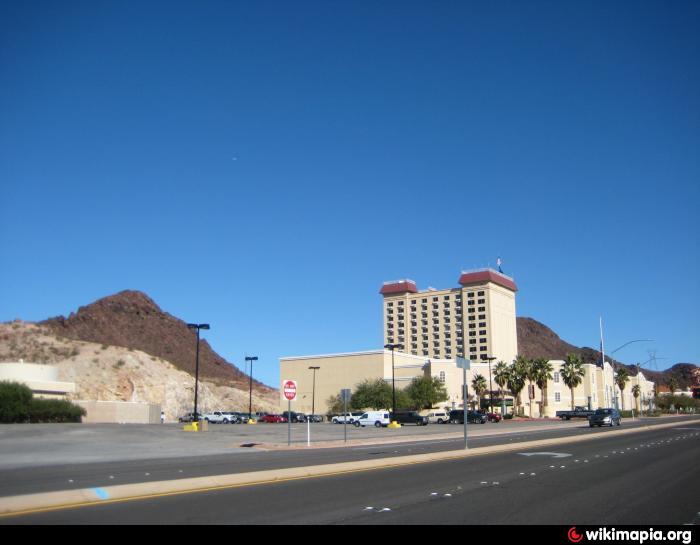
[471,374,487,411]
[615,367,630,410]
[561,353,586,410]
[524,358,538,418]
[666,377,679,395]
[533,357,554,417]
[631,384,641,412]
[494,361,510,415]
[508,356,528,417]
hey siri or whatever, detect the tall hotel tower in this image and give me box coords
[380,269,518,364]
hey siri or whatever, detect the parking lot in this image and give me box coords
[0,418,587,470]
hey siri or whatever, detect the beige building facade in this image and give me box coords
[278,351,655,417]
[380,269,518,365]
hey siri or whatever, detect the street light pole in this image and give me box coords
[187,323,210,423]
[245,356,258,423]
[384,343,404,417]
[608,339,654,410]
[308,366,320,416]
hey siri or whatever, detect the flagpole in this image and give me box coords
[600,317,607,407]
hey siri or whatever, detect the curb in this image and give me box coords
[1,419,698,518]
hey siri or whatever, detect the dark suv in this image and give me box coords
[449,410,487,424]
[390,411,429,426]
[589,408,621,427]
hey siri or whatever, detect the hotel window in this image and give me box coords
[480,338,487,344]
[479,315,486,320]
[478,291,485,296]
[479,330,487,335]
[423,351,429,356]
[439,371,446,383]
[478,299,485,304]
[468,292,475,298]
[470,347,477,353]
[478,307,485,312]
[555,392,561,403]
[554,372,560,383]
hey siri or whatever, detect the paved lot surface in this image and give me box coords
[0,416,696,499]
[0,418,583,468]
[4,423,699,525]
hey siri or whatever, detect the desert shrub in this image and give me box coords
[0,381,33,423]
[0,381,85,423]
[28,399,86,423]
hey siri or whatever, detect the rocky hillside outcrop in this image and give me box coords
[0,322,278,420]
[40,290,271,393]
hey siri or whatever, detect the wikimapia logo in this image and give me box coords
[567,527,693,544]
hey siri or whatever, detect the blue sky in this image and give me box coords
[1,1,698,388]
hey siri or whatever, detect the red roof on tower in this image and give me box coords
[458,269,518,292]
[380,280,418,295]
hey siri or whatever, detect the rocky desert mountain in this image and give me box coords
[40,290,271,392]
[516,317,698,390]
[0,321,278,420]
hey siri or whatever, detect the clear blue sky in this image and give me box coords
[1,1,698,388]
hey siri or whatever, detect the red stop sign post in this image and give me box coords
[283,380,297,401]
[283,380,297,446]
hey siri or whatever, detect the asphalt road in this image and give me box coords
[2,418,699,524]
[0,416,694,498]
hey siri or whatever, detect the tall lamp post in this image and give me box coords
[187,323,210,423]
[245,356,258,423]
[481,355,497,414]
[608,339,654,409]
[308,366,320,417]
[384,343,404,417]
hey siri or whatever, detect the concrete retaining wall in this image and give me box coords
[75,400,161,424]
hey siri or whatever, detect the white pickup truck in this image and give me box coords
[331,412,363,424]
[203,411,235,424]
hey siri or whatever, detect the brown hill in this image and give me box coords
[41,290,272,393]
[516,317,698,389]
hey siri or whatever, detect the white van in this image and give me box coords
[354,411,391,428]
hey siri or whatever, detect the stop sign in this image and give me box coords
[283,380,297,401]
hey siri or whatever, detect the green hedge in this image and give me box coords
[0,381,86,423]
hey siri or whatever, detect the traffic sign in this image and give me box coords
[456,357,471,370]
[283,380,297,401]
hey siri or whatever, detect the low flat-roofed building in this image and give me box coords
[0,361,75,399]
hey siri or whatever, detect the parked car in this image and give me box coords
[421,410,451,424]
[589,408,621,428]
[178,412,202,423]
[390,411,429,426]
[232,412,249,423]
[353,411,391,428]
[260,414,288,423]
[306,414,324,423]
[449,410,488,424]
[282,411,306,423]
[486,412,502,423]
[332,412,364,424]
